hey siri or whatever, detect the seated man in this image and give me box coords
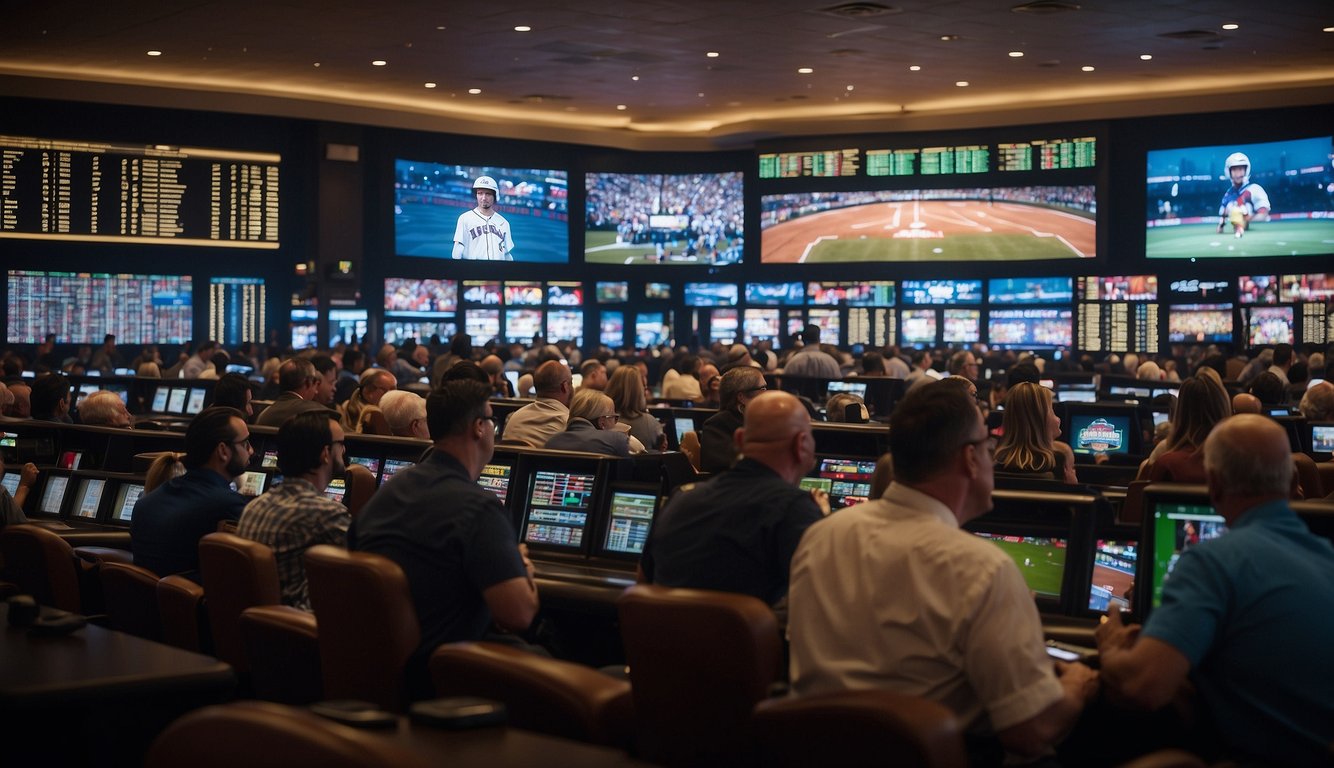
[351,379,537,699]
[640,390,824,607]
[78,390,133,427]
[788,383,1098,763]
[30,374,72,423]
[131,407,251,580]
[1097,414,1334,766]
[256,358,335,427]
[500,360,572,447]
[697,366,767,473]
[237,411,351,610]
[545,389,635,457]
[379,390,430,439]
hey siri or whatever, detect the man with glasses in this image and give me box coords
[238,411,350,610]
[698,366,768,472]
[545,389,638,457]
[256,358,337,427]
[641,390,824,609]
[352,379,538,700]
[788,383,1098,765]
[131,406,252,581]
[500,360,573,448]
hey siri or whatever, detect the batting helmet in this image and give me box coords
[1224,152,1250,184]
[472,176,499,194]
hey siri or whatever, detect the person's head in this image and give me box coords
[276,411,345,485]
[213,373,255,418]
[440,360,490,385]
[699,364,721,400]
[30,374,70,420]
[606,365,648,418]
[1231,392,1262,415]
[738,391,816,484]
[425,379,495,477]
[861,352,887,375]
[1248,371,1286,406]
[996,382,1060,473]
[5,383,31,418]
[376,343,398,368]
[450,333,473,359]
[342,348,366,375]
[102,334,116,350]
[948,349,979,380]
[1165,376,1232,452]
[278,358,319,399]
[1299,381,1334,421]
[1006,362,1041,388]
[183,406,251,480]
[359,368,396,406]
[480,354,505,383]
[570,388,619,431]
[825,393,867,424]
[411,345,431,367]
[79,390,132,427]
[379,390,429,439]
[718,366,766,414]
[1204,414,1292,520]
[1136,360,1163,381]
[911,349,932,371]
[1272,343,1294,369]
[800,324,821,346]
[890,382,992,523]
[472,176,498,212]
[580,360,608,391]
[196,340,219,360]
[310,355,337,405]
[534,360,574,406]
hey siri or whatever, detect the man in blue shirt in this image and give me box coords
[131,407,251,580]
[1097,414,1334,766]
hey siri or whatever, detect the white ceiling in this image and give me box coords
[1,0,1331,150]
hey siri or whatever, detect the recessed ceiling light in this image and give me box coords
[1325,26,1334,32]
[313,62,321,67]
[1081,65,1095,72]
[908,65,921,71]
[1221,23,1238,30]
[616,104,627,110]
[514,25,531,32]
[631,75,640,81]
[436,26,445,30]
[846,84,854,91]
[424,82,437,88]
[956,80,969,87]
[372,60,387,66]
[698,92,705,97]
[706,51,720,58]
[146,50,162,57]
[1139,54,1153,60]
[468,88,482,94]
[940,34,960,42]
[1008,51,1024,57]
[797,67,814,74]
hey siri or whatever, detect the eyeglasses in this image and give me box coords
[743,386,768,394]
[962,436,997,457]
[227,437,252,450]
[597,413,620,422]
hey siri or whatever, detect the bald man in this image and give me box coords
[1230,391,1262,415]
[500,360,573,448]
[1298,380,1334,421]
[639,390,824,607]
[1098,414,1334,766]
[4,383,30,419]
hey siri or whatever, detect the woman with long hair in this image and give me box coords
[606,364,664,451]
[994,382,1077,484]
[1139,376,1231,483]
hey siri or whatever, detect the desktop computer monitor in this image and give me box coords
[597,484,662,559]
[519,462,600,555]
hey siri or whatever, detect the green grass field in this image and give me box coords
[979,536,1066,598]
[803,233,1083,263]
[1145,220,1334,259]
[584,230,737,265]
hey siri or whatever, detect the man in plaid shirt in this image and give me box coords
[238,410,351,609]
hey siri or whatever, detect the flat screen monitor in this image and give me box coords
[760,186,1096,263]
[596,282,628,303]
[600,311,625,348]
[384,321,455,347]
[825,381,867,401]
[800,457,876,511]
[503,281,543,306]
[290,309,319,351]
[988,277,1074,305]
[380,458,413,484]
[71,478,106,519]
[546,309,584,347]
[972,532,1068,600]
[347,456,383,478]
[547,282,583,307]
[150,387,169,413]
[323,477,347,504]
[1068,411,1135,457]
[329,309,368,347]
[1244,306,1294,346]
[709,309,738,345]
[58,451,84,470]
[112,482,144,523]
[1088,539,1137,612]
[600,487,661,557]
[900,309,937,345]
[384,278,458,316]
[1237,274,1280,305]
[1057,389,1098,403]
[1145,135,1334,260]
[584,172,744,266]
[807,308,840,345]
[504,309,544,344]
[462,281,502,305]
[6,271,193,344]
[394,161,569,263]
[40,475,69,515]
[166,388,188,414]
[684,282,738,307]
[235,471,267,497]
[635,313,670,348]
[261,450,279,469]
[1,471,19,495]
[673,416,695,446]
[1280,273,1334,302]
[464,309,501,344]
[807,282,895,307]
[1167,303,1234,343]
[1080,275,1158,301]
[1312,424,1334,454]
[746,282,805,305]
[1146,499,1227,611]
[185,387,208,415]
[477,463,513,505]
[942,309,980,344]
[900,280,983,306]
[987,308,1073,349]
[521,469,597,551]
[743,308,780,343]
[645,282,672,300]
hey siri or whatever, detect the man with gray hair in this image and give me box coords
[1098,414,1334,766]
[1298,380,1334,422]
[79,390,133,427]
[698,366,767,473]
[500,360,573,447]
[379,390,429,439]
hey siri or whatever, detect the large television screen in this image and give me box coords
[1145,135,1334,259]
[1168,304,1234,343]
[8,271,193,344]
[584,172,744,265]
[547,309,584,346]
[988,277,1073,305]
[987,308,1073,348]
[1281,273,1334,302]
[684,282,738,307]
[1244,306,1294,346]
[746,282,805,305]
[384,278,457,317]
[900,279,982,306]
[600,311,624,348]
[504,309,544,343]
[464,309,501,343]
[900,309,937,345]
[760,186,1096,263]
[209,277,267,346]
[394,161,568,262]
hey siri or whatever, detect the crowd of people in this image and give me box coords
[3,328,1333,765]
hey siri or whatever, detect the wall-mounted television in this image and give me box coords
[645,282,672,300]
[596,282,628,303]
[743,308,780,342]
[600,311,625,348]
[942,309,980,344]
[394,161,568,263]
[464,309,501,343]
[1145,135,1334,259]
[808,282,896,306]
[462,280,502,305]
[1244,306,1294,346]
[635,312,670,348]
[760,186,1096,263]
[1281,273,1334,302]
[1237,275,1280,305]
[384,278,457,316]
[746,282,805,305]
[988,277,1073,305]
[546,309,584,347]
[8,271,192,344]
[709,309,739,344]
[807,308,840,345]
[547,282,583,307]
[988,308,1073,349]
[900,279,983,306]
[584,172,744,265]
[900,309,937,345]
[1167,304,1234,343]
[504,309,544,343]
[503,281,543,306]
[684,282,738,307]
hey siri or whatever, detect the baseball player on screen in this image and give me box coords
[452,175,515,260]
[1217,152,1270,239]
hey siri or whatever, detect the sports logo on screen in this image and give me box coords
[1076,419,1123,452]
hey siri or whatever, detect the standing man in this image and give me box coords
[131,407,251,580]
[256,359,332,427]
[500,360,572,447]
[782,325,841,379]
[351,380,537,698]
[238,411,350,610]
[1097,414,1334,766]
[640,391,824,608]
[452,175,514,261]
[788,384,1098,762]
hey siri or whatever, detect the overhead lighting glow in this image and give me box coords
[616,104,627,110]
[1140,54,1153,61]
[797,67,813,74]
[956,80,969,87]
[146,50,162,57]
[846,84,854,91]
[909,65,921,71]
[372,60,387,66]
[631,75,640,81]
[424,82,437,88]
[514,25,531,32]
[706,51,719,58]
[1325,26,1334,32]
[1221,23,1238,30]
[468,88,481,94]
[1008,51,1024,58]
[1081,65,1095,72]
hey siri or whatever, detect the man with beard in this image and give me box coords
[130,407,251,580]
[238,411,351,610]
[452,176,514,261]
